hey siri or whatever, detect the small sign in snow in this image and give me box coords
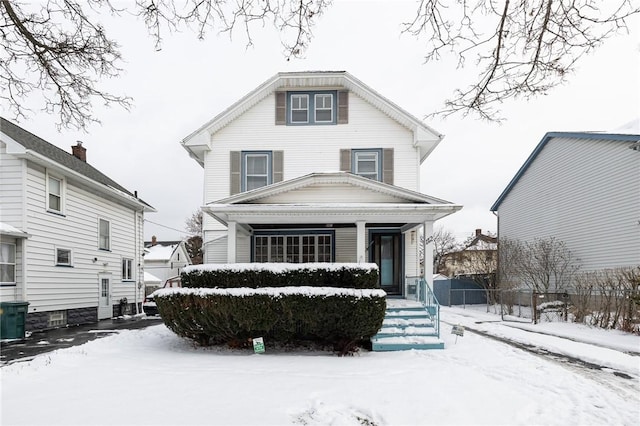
[252,337,265,354]
[451,325,464,337]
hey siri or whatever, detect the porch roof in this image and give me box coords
[203,172,462,228]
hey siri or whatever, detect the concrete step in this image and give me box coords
[371,335,445,351]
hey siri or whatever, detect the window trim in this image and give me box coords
[241,151,272,192]
[55,247,73,267]
[98,218,111,251]
[314,93,334,123]
[251,230,335,263]
[46,171,65,215]
[352,149,383,181]
[287,91,337,125]
[0,242,16,285]
[290,93,309,124]
[122,257,134,281]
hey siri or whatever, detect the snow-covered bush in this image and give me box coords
[154,286,386,354]
[180,263,379,289]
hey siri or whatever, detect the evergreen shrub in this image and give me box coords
[180,263,379,289]
[155,287,386,353]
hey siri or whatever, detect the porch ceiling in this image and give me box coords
[203,203,462,227]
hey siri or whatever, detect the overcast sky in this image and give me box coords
[9,0,640,243]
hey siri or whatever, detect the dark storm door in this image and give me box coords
[370,231,402,295]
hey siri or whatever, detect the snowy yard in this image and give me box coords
[1,307,639,426]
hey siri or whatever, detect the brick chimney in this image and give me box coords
[151,236,157,246]
[475,228,482,237]
[71,141,86,162]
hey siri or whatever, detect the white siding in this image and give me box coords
[498,137,640,271]
[204,235,228,263]
[0,143,26,226]
[22,161,144,313]
[203,91,420,207]
[258,184,407,204]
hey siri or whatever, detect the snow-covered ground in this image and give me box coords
[1,306,638,426]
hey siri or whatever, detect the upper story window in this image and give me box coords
[0,243,16,285]
[287,91,337,125]
[56,248,72,266]
[243,151,272,191]
[340,148,394,185]
[122,258,133,280]
[46,172,65,214]
[353,149,381,181]
[99,219,110,250]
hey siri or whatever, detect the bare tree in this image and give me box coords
[500,236,581,293]
[403,1,639,121]
[185,208,203,264]
[422,226,461,274]
[1,0,637,129]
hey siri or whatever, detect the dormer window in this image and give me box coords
[276,90,348,125]
[290,94,309,123]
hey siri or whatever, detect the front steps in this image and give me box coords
[371,300,444,351]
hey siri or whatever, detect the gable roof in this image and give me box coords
[213,171,453,205]
[490,131,640,212]
[1,117,155,212]
[182,71,443,166]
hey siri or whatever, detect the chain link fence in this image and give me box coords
[439,287,640,332]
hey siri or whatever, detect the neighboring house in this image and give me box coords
[491,131,640,272]
[181,71,462,297]
[143,236,191,286]
[0,118,155,331]
[439,229,497,280]
[143,271,163,296]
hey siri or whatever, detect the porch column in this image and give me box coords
[356,221,366,263]
[423,221,434,288]
[227,221,237,263]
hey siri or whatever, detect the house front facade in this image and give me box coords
[181,71,461,297]
[491,131,640,273]
[0,118,155,332]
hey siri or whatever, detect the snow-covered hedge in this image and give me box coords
[154,286,387,353]
[180,262,379,289]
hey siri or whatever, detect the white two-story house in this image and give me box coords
[181,71,461,297]
[0,118,155,332]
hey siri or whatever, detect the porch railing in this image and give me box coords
[406,276,440,338]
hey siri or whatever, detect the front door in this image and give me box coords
[98,274,112,319]
[370,231,402,296]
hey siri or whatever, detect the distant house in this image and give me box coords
[491,131,640,272]
[181,71,462,297]
[439,229,497,281]
[143,236,191,286]
[0,118,155,331]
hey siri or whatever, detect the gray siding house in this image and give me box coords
[491,131,640,272]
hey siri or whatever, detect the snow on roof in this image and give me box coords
[183,262,379,275]
[611,118,640,135]
[0,222,30,237]
[144,244,177,261]
[144,272,162,284]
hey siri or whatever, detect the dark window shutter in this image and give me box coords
[275,92,286,125]
[337,91,349,124]
[273,151,284,183]
[382,148,394,185]
[340,149,351,172]
[230,151,241,195]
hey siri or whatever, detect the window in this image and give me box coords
[47,172,64,214]
[99,219,110,250]
[48,311,67,327]
[253,232,333,263]
[353,149,381,181]
[122,258,133,280]
[287,91,337,125]
[0,243,16,284]
[314,94,333,122]
[56,248,72,266]
[290,94,309,123]
[242,151,272,191]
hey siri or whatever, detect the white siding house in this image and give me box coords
[491,132,640,272]
[143,239,191,289]
[0,118,155,331]
[181,71,461,297]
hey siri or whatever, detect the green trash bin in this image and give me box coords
[0,301,30,339]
